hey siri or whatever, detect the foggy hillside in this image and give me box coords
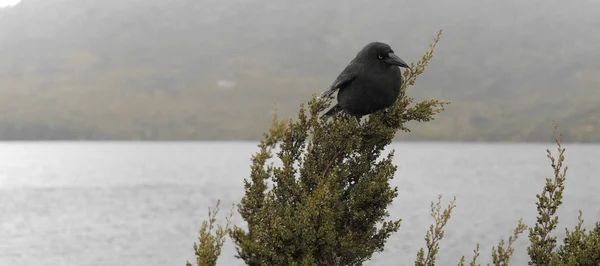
[1,0,599,141]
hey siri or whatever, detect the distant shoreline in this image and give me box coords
[0,139,598,144]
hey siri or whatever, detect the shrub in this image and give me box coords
[229,30,446,266]
[455,121,600,266]
[187,30,600,265]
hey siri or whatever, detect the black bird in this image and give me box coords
[319,42,409,122]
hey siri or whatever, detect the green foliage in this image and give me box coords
[457,220,527,266]
[454,121,600,266]
[415,195,457,266]
[186,200,233,266]
[490,219,527,266]
[555,211,600,265]
[187,31,600,265]
[228,30,447,266]
[525,121,600,266]
[527,121,568,265]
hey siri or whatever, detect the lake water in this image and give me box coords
[1,142,599,266]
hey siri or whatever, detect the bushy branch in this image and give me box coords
[186,200,234,266]
[457,216,527,266]
[490,219,527,266]
[415,195,457,266]
[458,244,480,266]
[527,120,568,265]
[555,211,600,265]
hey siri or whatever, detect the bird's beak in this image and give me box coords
[386,53,409,68]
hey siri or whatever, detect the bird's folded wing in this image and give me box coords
[319,62,360,99]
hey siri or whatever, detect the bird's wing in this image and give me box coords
[319,62,360,99]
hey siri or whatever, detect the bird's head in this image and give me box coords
[358,42,409,68]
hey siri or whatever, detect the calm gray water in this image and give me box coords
[1,142,599,266]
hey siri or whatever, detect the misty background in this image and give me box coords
[3,1,600,266]
[1,0,599,141]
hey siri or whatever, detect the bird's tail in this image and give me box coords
[323,103,342,117]
[318,86,337,100]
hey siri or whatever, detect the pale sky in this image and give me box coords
[0,0,20,7]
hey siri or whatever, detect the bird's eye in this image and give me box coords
[378,55,383,59]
